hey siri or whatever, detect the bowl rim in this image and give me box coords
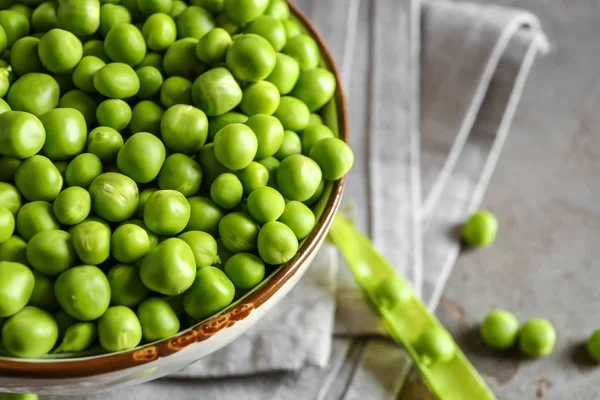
[0,1,348,379]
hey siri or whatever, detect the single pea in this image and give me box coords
[169,0,187,19]
[0,10,30,47]
[308,113,324,127]
[264,0,288,20]
[0,235,28,265]
[373,275,413,309]
[161,105,208,154]
[177,5,215,40]
[117,132,165,183]
[480,310,520,351]
[136,66,163,100]
[291,68,336,112]
[55,322,97,353]
[26,230,76,276]
[37,29,82,73]
[129,100,164,136]
[57,0,101,36]
[98,305,142,352]
[213,123,257,170]
[0,72,9,99]
[278,201,315,239]
[223,0,268,24]
[274,96,310,132]
[58,90,97,126]
[72,56,106,94]
[8,4,33,21]
[0,261,34,318]
[15,155,63,202]
[87,126,124,163]
[96,99,132,131]
[224,252,264,289]
[6,73,59,117]
[10,36,43,76]
[309,138,354,181]
[99,4,132,37]
[247,186,284,223]
[183,266,234,319]
[218,212,259,253]
[29,270,58,312]
[138,51,163,70]
[301,124,334,155]
[89,172,139,222]
[244,114,284,159]
[244,15,285,51]
[276,154,322,201]
[258,156,279,188]
[144,190,191,235]
[137,0,172,15]
[159,76,192,108]
[163,38,206,80]
[2,306,58,358]
[257,220,297,264]
[236,161,269,195]
[31,1,59,33]
[107,263,150,307]
[226,33,276,82]
[587,329,600,362]
[191,67,242,117]
[111,224,150,264]
[274,130,301,160]
[40,108,87,161]
[137,297,180,341]
[191,0,223,14]
[185,196,225,235]
[283,34,320,71]
[0,111,46,159]
[82,39,109,62]
[240,81,280,116]
[104,23,146,66]
[207,111,248,142]
[16,201,59,240]
[121,218,158,250]
[210,173,243,210]
[53,187,92,225]
[416,328,456,366]
[55,265,110,321]
[518,318,556,357]
[140,238,196,295]
[197,142,228,186]
[214,11,240,35]
[94,62,140,99]
[195,27,231,64]
[462,210,498,247]
[0,157,20,183]
[142,12,176,52]
[177,225,218,269]
[158,154,203,197]
[0,182,21,215]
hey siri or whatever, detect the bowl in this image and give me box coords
[0,3,347,396]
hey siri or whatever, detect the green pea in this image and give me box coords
[258,156,279,188]
[55,322,97,353]
[107,263,150,306]
[55,265,110,321]
[163,38,206,80]
[0,10,30,47]
[518,318,556,357]
[213,123,257,170]
[0,182,21,215]
[223,0,267,24]
[40,108,87,160]
[210,173,243,210]
[135,66,163,100]
[0,157,20,183]
[257,220,297,264]
[8,4,33,21]
[138,51,163,70]
[247,186,284,223]
[82,39,109,62]
[122,218,158,250]
[416,328,456,366]
[274,130,301,160]
[245,114,283,159]
[462,210,498,247]
[191,67,242,117]
[195,27,231,64]
[112,223,150,263]
[104,23,146,66]
[224,252,264,289]
[38,29,82,73]
[309,138,354,181]
[31,1,59,33]
[283,34,320,71]
[197,143,228,186]
[94,62,140,99]
[159,76,192,109]
[0,235,28,265]
[26,230,76,276]
[0,111,46,159]
[207,111,248,142]
[214,11,239,35]
[244,15,285,51]
[58,90,97,126]
[98,305,142,352]
[0,98,9,114]
[10,36,43,76]
[99,4,131,37]
[178,230,219,268]
[185,196,225,235]
[276,154,321,201]
[0,261,34,318]
[373,274,413,309]
[2,306,58,358]
[226,34,275,82]
[169,0,187,19]
[236,161,268,195]
[29,270,58,312]
[129,100,164,136]
[264,0,288,20]
[300,124,334,155]
[16,201,59,240]
[137,297,180,341]
[291,68,336,112]
[96,99,132,131]
[215,238,232,265]
[191,0,223,15]
[142,12,176,52]
[480,310,519,351]
[218,212,259,253]
[587,329,600,362]
[53,187,92,225]
[72,56,105,94]
[0,25,5,55]
[176,5,215,40]
[277,201,315,240]
[89,172,139,222]
[137,0,172,15]
[15,155,63,202]
[65,153,103,189]
[183,266,234,319]
[274,96,310,132]
[308,113,323,127]
[240,81,280,116]
[87,126,124,163]
[140,238,196,295]
[117,132,166,183]
[157,154,203,197]
[143,190,191,235]
[6,73,59,117]
[161,105,208,154]
[57,0,101,36]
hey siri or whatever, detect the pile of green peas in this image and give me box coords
[0,0,354,359]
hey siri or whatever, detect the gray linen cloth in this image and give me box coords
[47,0,548,399]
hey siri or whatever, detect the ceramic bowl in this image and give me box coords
[0,3,347,396]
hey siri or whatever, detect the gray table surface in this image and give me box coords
[436,0,600,398]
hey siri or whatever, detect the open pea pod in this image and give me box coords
[328,214,496,400]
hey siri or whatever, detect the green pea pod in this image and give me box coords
[328,215,496,400]
[54,322,97,354]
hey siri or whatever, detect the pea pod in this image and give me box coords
[328,215,496,400]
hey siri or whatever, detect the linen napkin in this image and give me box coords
[46,0,548,399]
